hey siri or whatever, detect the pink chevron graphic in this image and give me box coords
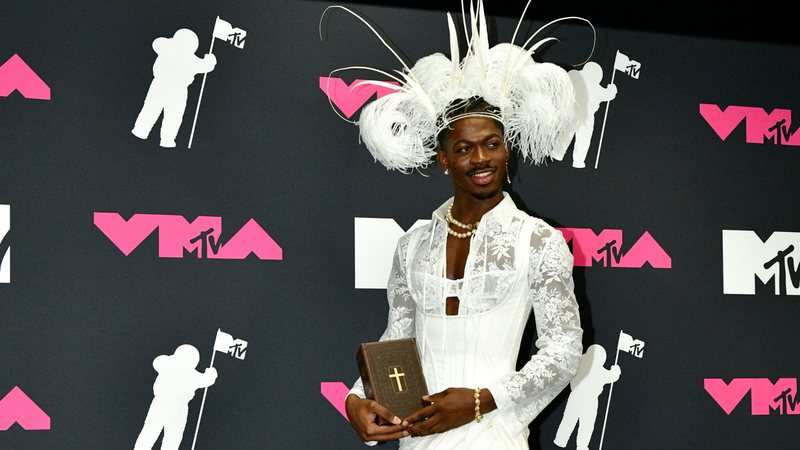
[93,213,161,256]
[319,77,398,119]
[320,382,350,420]
[0,386,51,430]
[0,54,50,100]
[212,218,283,260]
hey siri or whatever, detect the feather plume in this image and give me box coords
[447,13,460,79]
[322,2,593,172]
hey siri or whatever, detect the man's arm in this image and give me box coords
[403,387,496,436]
[346,234,416,442]
[486,227,583,435]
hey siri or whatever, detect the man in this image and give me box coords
[345,98,583,449]
[325,2,587,447]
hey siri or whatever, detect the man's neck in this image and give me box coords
[450,192,504,224]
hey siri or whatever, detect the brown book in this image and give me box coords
[356,338,429,420]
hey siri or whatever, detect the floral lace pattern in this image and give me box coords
[406,211,524,316]
[350,194,582,433]
[488,229,582,431]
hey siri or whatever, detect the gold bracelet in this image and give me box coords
[474,387,483,423]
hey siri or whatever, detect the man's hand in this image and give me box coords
[345,394,409,442]
[404,387,494,436]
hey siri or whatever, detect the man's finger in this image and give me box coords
[369,402,403,425]
[363,423,409,441]
[408,415,439,436]
[404,404,435,424]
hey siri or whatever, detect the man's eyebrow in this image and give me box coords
[450,133,503,146]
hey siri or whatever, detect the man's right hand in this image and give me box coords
[345,394,409,442]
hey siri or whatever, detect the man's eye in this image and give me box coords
[487,141,500,148]
[456,146,469,153]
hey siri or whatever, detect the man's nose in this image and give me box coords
[470,145,490,163]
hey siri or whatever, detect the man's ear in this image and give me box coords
[436,147,448,171]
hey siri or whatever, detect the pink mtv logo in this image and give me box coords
[699,103,800,146]
[94,212,282,260]
[704,378,800,415]
[319,77,399,119]
[557,228,671,269]
[0,54,50,100]
[0,387,50,430]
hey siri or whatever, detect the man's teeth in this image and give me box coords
[474,171,492,177]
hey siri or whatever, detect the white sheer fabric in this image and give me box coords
[350,193,582,448]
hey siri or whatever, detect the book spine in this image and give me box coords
[356,343,374,400]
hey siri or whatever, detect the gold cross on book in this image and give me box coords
[389,367,406,391]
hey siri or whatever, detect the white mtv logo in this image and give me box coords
[723,230,800,295]
[1,204,9,283]
[354,218,429,289]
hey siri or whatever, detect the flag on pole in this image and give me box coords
[213,17,247,49]
[191,328,247,450]
[188,16,245,149]
[213,329,248,360]
[613,51,641,79]
[617,331,645,358]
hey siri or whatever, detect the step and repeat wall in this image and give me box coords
[2,0,799,448]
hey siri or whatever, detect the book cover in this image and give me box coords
[356,338,429,420]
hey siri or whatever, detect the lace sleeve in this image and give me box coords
[487,228,583,433]
[349,234,417,399]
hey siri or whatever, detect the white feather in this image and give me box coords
[323,2,591,172]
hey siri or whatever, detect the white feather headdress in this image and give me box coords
[321,0,594,172]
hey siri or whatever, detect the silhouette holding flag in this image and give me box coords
[131,29,217,148]
[567,62,617,169]
[133,344,217,450]
[554,344,620,450]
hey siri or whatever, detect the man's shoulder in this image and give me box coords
[513,209,557,232]
[394,219,435,247]
[512,211,567,248]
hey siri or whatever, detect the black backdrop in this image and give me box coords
[2,1,799,449]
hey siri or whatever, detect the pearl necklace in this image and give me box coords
[446,203,480,239]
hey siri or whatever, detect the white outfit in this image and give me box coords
[350,193,583,449]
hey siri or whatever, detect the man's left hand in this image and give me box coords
[403,388,480,436]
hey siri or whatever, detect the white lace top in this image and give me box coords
[350,193,582,446]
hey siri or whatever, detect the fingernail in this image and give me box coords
[402,420,409,427]
[402,430,409,437]
[392,416,401,425]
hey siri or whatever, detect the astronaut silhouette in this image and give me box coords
[133,344,217,450]
[567,62,617,168]
[554,344,621,450]
[132,29,217,148]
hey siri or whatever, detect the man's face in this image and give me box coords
[437,117,508,201]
